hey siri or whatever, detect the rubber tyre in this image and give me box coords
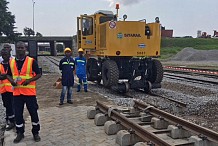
[87,58,98,81]
[102,60,119,87]
[148,59,163,83]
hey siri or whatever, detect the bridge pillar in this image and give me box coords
[50,41,57,56]
[63,41,73,50]
[28,40,38,61]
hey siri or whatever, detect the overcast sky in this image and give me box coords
[8,0,218,37]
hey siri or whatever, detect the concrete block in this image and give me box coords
[116,130,141,146]
[94,113,108,126]
[151,117,169,130]
[139,114,152,122]
[87,107,100,119]
[104,121,124,135]
[134,142,147,146]
[129,107,139,113]
[167,125,191,139]
[189,136,218,146]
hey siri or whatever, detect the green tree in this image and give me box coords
[23,27,35,37]
[0,0,16,42]
[36,32,42,37]
[56,44,64,53]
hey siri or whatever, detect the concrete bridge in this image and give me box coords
[0,36,77,59]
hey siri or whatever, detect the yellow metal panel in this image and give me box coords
[100,24,106,48]
[97,21,161,57]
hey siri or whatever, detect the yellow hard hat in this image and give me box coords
[78,48,83,52]
[64,48,71,53]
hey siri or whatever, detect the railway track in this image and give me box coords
[88,101,218,146]
[45,56,60,66]
[90,81,187,108]
[148,92,187,107]
[164,72,218,85]
[164,66,218,79]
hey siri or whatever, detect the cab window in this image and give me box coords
[82,17,93,36]
[99,16,116,24]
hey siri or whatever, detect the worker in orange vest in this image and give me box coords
[0,48,15,130]
[7,41,42,143]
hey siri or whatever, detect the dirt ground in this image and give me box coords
[36,73,114,109]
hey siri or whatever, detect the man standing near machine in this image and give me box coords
[75,48,88,92]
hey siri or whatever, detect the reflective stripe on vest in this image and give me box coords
[0,64,13,93]
[76,60,85,63]
[10,57,36,96]
[16,124,24,128]
[62,62,74,65]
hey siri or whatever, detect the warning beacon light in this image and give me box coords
[116,3,120,17]
[116,3,120,9]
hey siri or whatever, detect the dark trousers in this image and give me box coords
[14,95,40,135]
[2,92,15,123]
[77,74,87,91]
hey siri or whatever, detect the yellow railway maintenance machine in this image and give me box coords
[77,5,163,93]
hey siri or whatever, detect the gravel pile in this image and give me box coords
[172,47,218,61]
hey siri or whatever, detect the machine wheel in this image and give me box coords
[148,59,163,83]
[102,60,119,87]
[87,58,98,81]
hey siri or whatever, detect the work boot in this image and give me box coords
[13,133,24,143]
[59,102,63,105]
[67,100,73,104]
[5,122,15,131]
[33,134,41,142]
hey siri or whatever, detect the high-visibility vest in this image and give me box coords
[9,56,36,96]
[0,64,13,94]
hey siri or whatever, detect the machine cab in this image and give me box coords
[77,15,95,50]
[77,11,116,52]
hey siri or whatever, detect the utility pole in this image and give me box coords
[32,0,35,35]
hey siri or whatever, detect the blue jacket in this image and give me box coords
[59,57,75,86]
[75,56,86,75]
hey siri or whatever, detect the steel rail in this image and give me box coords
[164,66,218,74]
[149,92,187,107]
[134,100,218,143]
[125,89,186,107]
[164,69,218,79]
[164,73,218,85]
[96,101,171,146]
[46,56,59,66]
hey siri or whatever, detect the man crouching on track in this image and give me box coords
[7,41,42,143]
[0,48,15,131]
[59,48,75,105]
